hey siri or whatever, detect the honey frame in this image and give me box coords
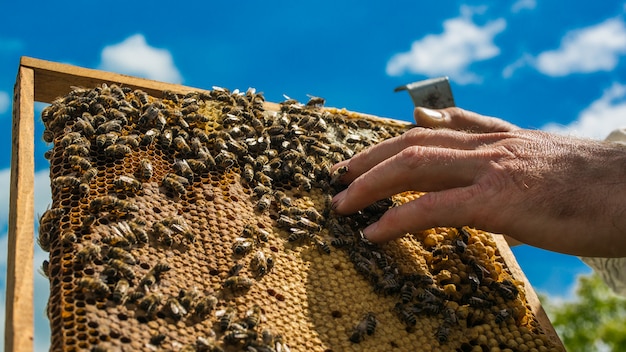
[6,56,564,351]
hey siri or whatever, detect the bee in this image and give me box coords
[139,293,162,315]
[173,136,192,155]
[107,258,136,280]
[81,167,98,185]
[224,327,257,346]
[315,238,331,254]
[178,287,201,311]
[228,263,244,277]
[232,237,255,255]
[136,159,153,180]
[194,295,218,318]
[138,272,157,288]
[242,163,254,183]
[245,304,263,329]
[117,134,140,148]
[129,220,148,243]
[68,155,92,171]
[90,196,138,214]
[394,303,417,327]
[104,144,132,158]
[101,233,131,249]
[400,282,416,304]
[187,158,207,174]
[141,128,160,146]
[215,150,236,169]
[152,261,172,277]
[77,277,110,297]
[224,275,253,293]
[350,312,377,343]
[195,336,222,352]
[442,307,458,325]
[112,278,130,303]
[76,244,101,263]
[468,272,480,292]
[273,190,292,207]
[96,132,119,148]
[59,132,86,148]
[256,194,272,212]
[165,216,195,243]
[330,165,349,185]
[42,129,55,144]
[149,334,166,347]
[106,246,136,265]
[226,138,247,155]
[467,259,490,282]
[255,172,273,187]
[293,172,311,191]
[468,296,492,308]
[52,175,82,190]
[297,217,321,232]
[288,228,309,242]
[331,238,354,247]
[256,227,270,242]
[164,297,188,320]
[435,324,450,343]
[250,250,273,277]
[96,120,123,134]
[160,129,173,148]
[162,174,188,195]
[253,184,272,197]
[153,222,174,246]
[80,214,96,232]
[495,309,511,324]
[124,289,146,305]
[491,279,519,300]
[112,175,143,193]
[73,116,95,136]
[305,95,325,107]
[174,159,194,180]
[304,207,324,223]
[64,144,90,157]
[277,214,298,228]
[219,307,236,331]
[60,230,77,245]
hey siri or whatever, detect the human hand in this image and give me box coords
[331,107,626,257]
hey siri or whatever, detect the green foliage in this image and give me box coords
[541,273,626,352]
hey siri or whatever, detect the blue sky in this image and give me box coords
[1,1,626,350]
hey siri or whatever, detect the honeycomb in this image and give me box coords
[37,83,563,352]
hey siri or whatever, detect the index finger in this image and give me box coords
[331,127,515,184]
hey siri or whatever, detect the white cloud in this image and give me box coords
[511,0,536,13]
[386,6,506,84]
[535,18,626,76]
[98,34,183,84]
[0,91,10,115]
[542,82,626,140]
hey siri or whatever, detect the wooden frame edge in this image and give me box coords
[492,234,566,351]
[5,64,35,352]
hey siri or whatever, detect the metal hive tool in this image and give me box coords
[38,84,561,352]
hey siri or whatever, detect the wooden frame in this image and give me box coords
[6,56,564,351]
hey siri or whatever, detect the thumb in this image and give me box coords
[414,107,519,133]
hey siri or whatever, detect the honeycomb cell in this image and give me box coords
[37,84,562,352]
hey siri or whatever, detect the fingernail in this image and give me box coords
[331,190,346,211]
[416,107,443,120]
[362,222,379,241]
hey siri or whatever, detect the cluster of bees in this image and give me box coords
[37,83,559,351]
